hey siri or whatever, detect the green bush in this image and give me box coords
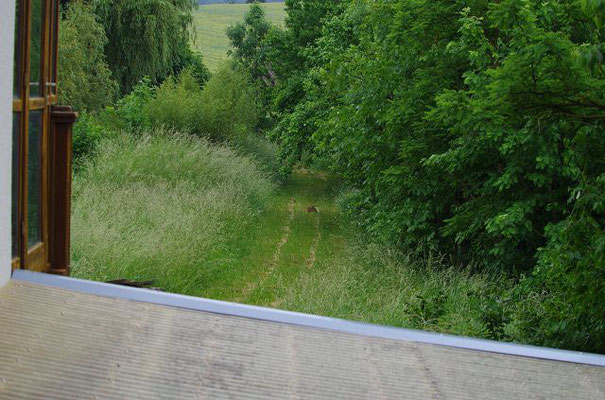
[114,77,155,132]
[144,73,198,133]
[71,64,271,174]
[507,174,605,353]
[72,111,106,165]
[145,63,259,143]
[196,63,259,142]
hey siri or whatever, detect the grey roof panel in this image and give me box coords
[0,274,603,399]
[12,269,605,367]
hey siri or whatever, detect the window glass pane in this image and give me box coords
[13,0,20,98]
[12,113,20,258]
[27,111,43,247]
[29,0,44,97]
[50,0,58,94]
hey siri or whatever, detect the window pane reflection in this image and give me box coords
[13,0,20,98]
[29,0,43,97]
[27,111,42,247]
[50,0,58,94]
[12,113,20,258]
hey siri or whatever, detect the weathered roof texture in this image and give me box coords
[0,275,604,399]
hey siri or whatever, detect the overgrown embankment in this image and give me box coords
[71,132,275,295]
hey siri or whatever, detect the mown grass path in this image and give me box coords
[199,168,347,308]
[198,168,502,342]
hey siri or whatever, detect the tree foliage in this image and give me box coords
[58,0,118,111]
[227,4,272,81]
[94,0,197,94]
[230,0,605,352]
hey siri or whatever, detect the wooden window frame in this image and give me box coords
[12,0,61,273]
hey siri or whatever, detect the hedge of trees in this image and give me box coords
[229,0,605,353]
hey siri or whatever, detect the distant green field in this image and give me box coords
[192,3,286,71]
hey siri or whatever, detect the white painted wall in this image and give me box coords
[0,0,16,286]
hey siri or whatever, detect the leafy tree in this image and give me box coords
[94,0,196,94]
[173,48,211,89]
[503,0,605,353]
[284,0,342,49]
[264,0,604,269]
[263,0,344,171]
[227,4,272,81]
[58,0,118,111]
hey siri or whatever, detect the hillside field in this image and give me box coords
[192,3,286,71]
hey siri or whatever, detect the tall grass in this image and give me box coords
[70,130,275,295]
[280,239,513,340]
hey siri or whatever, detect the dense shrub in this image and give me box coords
[58,0,118,111]
[145,64,259,143]
[143,73,197,133]
[70,64,263,168]
[71,112,107,164]
[196,63,259,142]
[114,77,156,132]
[507,174,605,353]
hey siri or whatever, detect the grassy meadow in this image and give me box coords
[192,3,286,71]
[71,131,508,341]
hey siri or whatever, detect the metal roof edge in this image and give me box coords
[11,269,605,368]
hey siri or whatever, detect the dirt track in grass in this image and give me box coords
[225,168,345,308]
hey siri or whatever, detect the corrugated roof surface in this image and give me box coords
[0,279,604,399]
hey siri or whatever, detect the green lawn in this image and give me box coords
[192,3,286,71]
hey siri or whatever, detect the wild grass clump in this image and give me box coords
[70,130,275,295]
[281,240,512,340]
[235,135,282,179]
